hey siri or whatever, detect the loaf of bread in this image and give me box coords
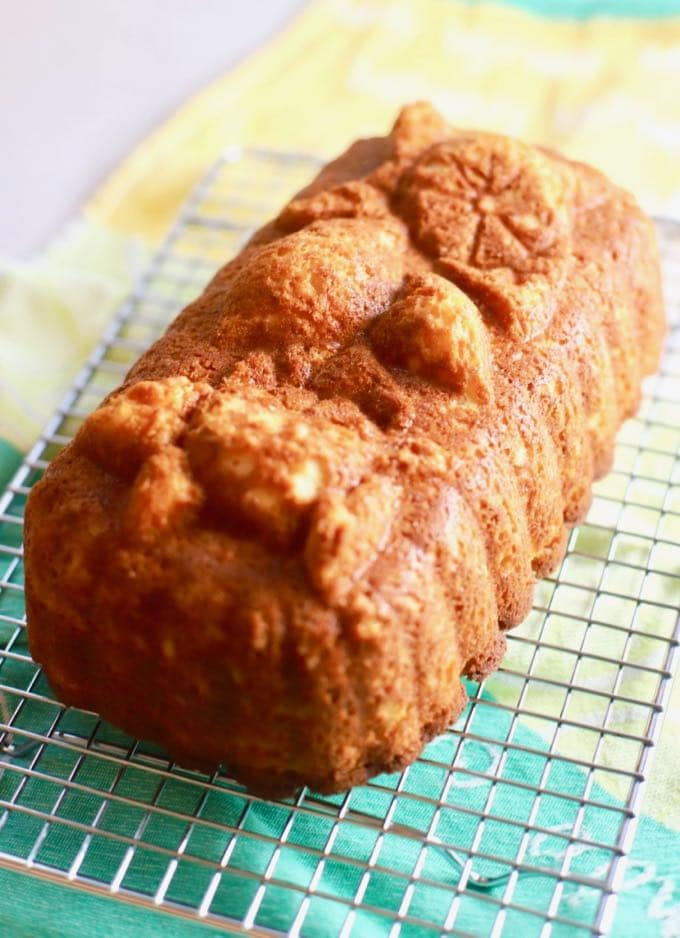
[24,103,665,796]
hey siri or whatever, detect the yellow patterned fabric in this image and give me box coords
[86,0,680,243]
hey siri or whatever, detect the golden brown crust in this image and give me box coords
[24,102,665,796]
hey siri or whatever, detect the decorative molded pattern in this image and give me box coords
[371,272,493,404]
[399,134,573,340]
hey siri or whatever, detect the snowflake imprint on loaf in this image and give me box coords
[399,134,574,340]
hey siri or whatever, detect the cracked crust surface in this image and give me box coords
[24,103,665,796]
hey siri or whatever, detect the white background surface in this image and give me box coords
[1,0,303,257]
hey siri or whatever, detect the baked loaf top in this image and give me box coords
[24,103,665,796]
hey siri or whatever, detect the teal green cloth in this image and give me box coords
[0,869,221,938]
[0,441,21,493]
[484,0,680,17]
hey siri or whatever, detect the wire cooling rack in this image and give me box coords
[0,150,679,937]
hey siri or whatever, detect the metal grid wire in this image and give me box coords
[0,149,679,937]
